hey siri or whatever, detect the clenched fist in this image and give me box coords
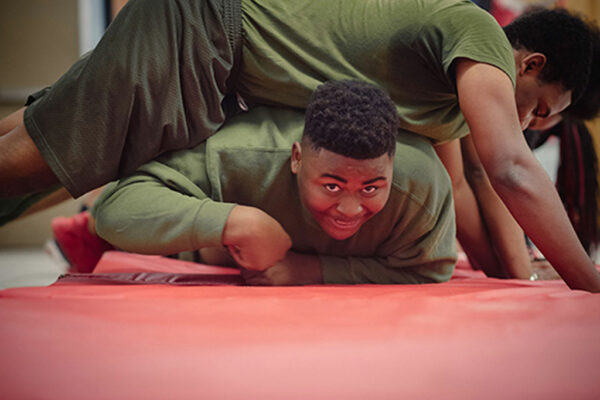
[222,205,292,270]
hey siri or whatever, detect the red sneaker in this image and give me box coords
[51,211,114,273]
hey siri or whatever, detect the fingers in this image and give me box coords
[227,245,246,268]
[531,259,561,280]
[240,269,271,286]
[227,245,273,271]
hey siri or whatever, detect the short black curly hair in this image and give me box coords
[303,80,398,159]
[503,8,593,102]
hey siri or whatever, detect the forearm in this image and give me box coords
[471,186,532,279]
[492,157,600,291]
[93,175,234,254]
[320,255,455,284]
[245,252,446,285]
[461,136,532,279]
[242,251,322,286]
[247,252,455,286]
[435,139,505,277]
[456,59,600,291]
[452,174,506,277]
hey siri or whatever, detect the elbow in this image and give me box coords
[93,219,114,246]
[93,204,124,246]
[485,156,532,198]
[463,158,487,186]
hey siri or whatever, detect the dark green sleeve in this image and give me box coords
[92,159,235,255]
[433,1,516,85]
[320,188,457,285]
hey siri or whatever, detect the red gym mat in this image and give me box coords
[1,251,599,399]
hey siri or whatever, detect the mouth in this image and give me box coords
[329,216,363,231]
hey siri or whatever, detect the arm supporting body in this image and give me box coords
[460,134,532,279]
[455,58,600,291]
[93,161,291,271]
[435,139,506,277]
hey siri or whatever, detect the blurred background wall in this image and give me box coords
[0,0,116,246]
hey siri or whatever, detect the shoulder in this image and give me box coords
[424,0,516,85]
[391,130,452,211]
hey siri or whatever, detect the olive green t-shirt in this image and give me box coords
[94,107,456,284]
[239,0,515,143]
[21,0,513,199]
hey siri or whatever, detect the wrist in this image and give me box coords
[222,205,256,246]
[287,252,323,284]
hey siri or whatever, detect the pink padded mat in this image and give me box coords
[1,251,599,399]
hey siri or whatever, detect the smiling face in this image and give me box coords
[291,140,394,240]
[514,52,572,130]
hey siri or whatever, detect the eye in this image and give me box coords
[324,183,340,192]
[362,186,378,195]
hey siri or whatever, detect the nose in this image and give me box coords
[337,195,363,217]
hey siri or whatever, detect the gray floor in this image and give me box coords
[0,245,68,290]
[0,195,81,290]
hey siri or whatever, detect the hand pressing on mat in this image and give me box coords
[223,205,292,271]
[531,259,561,281]
[242,251,323,285]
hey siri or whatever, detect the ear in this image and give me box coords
[290,142,302,174]
[519,52,547,76]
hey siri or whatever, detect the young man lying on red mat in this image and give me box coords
[51,80,456,285]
